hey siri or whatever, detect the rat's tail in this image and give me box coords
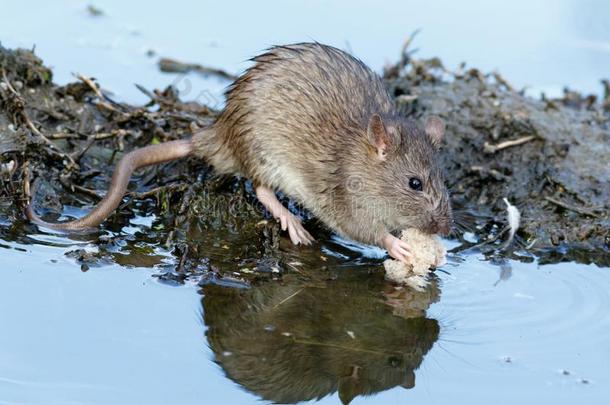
[26,138,193,231]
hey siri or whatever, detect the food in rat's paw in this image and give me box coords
[383,228,446,290]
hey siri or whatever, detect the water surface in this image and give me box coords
[1,235,608,404]
[3,0,610,103]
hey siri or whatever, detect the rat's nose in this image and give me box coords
[437,222,451,236]
[427,219,451,236]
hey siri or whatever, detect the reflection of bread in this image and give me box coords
[383,282,440,319]
[384,229,446,290]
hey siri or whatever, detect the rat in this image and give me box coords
[26,42,453,263]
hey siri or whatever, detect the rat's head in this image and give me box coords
[363,114,453,235]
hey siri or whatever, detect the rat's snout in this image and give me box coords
[436,221,451,236]
[424,218,452,236]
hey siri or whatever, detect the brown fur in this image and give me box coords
[194,42,452,245]
[28,43,452,246]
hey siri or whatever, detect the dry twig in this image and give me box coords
[158,58,237,81]
[484,135,536,153]
[545,196,600,218]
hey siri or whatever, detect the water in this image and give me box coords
[1,1,609,404]
[3,0,610,104]
[1,235,608,404]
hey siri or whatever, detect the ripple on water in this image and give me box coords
[429,255,610,391]
[445,258,609,341]
[24,232,94,248]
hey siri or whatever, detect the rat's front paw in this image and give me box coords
[382,234,412,264]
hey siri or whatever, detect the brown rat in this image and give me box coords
[26,42,452,263]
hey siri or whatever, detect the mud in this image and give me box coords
[0,43,608,275]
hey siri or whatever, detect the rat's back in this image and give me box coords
[215,43,394,201]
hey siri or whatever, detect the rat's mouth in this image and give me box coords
[421,219,451,236]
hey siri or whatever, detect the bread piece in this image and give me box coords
[383,229,446,290]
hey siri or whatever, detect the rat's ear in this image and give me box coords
[367,114,394,160]
[424,116,445,149]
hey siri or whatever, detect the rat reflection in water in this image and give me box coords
[201,271,440,404]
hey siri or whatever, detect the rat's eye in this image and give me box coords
[409,177,423,191]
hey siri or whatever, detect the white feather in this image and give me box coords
[503,198,521,245]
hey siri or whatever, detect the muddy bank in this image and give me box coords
[0,43,608,272]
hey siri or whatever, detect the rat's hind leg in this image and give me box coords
[255,185,314,245]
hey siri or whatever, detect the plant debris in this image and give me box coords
[86,5,104,17]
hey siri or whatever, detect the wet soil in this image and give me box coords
[0,43,608,281]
